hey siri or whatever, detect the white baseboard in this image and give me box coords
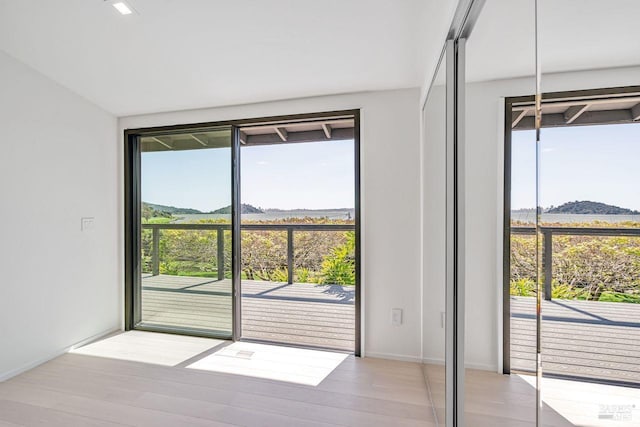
[365,351,422,363]
[0,326,121,382]
[466,362,498,371]
[422,357,445,365]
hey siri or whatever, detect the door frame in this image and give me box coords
[124,124,237,339]
[123,110,362,355]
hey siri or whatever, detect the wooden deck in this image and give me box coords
[141,275,355,352]
[511,296,640,384]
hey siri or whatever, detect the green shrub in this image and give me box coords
[510,278,535,296]
[270,268,289,283]
[146,218,356,285]
[296,268,310,283]
[319,231,355,285]
[509,221,640,303]
[551,282,589,300]
[599,291,640,304]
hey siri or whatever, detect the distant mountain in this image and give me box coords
[210,204,264,214]
[143,202,202,215]
[143,202,353,216]
[547,201,639,215]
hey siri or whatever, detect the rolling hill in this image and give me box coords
[547,201,639,215]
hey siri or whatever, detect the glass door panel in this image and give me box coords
[136,127,234,338]
[538,1,640,425]
[422,50,447,425]
[464,0,539,425]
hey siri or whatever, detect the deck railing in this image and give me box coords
[511,226,640,300]
[142,222,355,284]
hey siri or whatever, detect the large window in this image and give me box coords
[124,112,361,354]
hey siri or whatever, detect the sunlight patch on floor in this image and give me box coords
[187,342,349,386]
[518,374,640,426]
[71,331,225,366]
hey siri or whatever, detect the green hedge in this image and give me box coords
[510,222,640,303]
[141,217,356,286]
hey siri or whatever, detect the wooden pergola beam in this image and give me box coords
[190,134,207,147]
[239,131,248,145]
[632,103,640,121]
[321,123,332,139]
[151,137,172,149]
[513,109,636,130]
[274,127,288,142]
[564,104,589,124]
[511,109,528,128]
[244,128,354,146]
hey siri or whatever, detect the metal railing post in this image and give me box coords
[152,227,160,276]
[543,229,553,301]
[287,228,294,284]
[217,228,225,281]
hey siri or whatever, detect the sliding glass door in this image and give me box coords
[126,126,238,339]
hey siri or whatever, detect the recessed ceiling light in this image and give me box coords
[113,2,133,15]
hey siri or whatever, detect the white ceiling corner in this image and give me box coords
[0,0,452,116]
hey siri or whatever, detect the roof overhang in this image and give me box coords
[512,90,640,130]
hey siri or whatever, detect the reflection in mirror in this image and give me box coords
[422,52,447,426]
[538,1,640,425]
[463,0,552,425]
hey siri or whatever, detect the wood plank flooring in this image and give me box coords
[424,364,640,426]
[0,333,433,427]
[141,275,355,351]
[3,331,640,426]
[511,296,640,384]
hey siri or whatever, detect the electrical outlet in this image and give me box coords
[391,308,403,326]
[81,217,95,231]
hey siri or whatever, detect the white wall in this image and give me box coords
[461,66,640,370]
[0,50,119,380]
[119,88,423,361]
[421,83,447,365]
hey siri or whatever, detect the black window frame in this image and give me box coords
[124,109,362,355]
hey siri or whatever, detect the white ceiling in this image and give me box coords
[466,0,640,83]
[0,0,455,116]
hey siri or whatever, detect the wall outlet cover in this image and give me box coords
[391,308,403,326]
[81,217,95,231]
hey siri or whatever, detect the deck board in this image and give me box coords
[511,296,640,384]
[140,275,355,351]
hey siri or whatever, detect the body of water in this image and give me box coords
[512,212,640,224]
[177,210,639,224]
[176,209,355,223]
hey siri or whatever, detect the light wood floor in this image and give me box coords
[4,332,639,426]
[0,332,432,427]
[425,364,570,426]
[141,275,355,351]
[511,296,640,384]
[424,364,640,426]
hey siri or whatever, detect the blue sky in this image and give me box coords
[512,123,640,210]
[142,123,639,212]
[141,139,355,212]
